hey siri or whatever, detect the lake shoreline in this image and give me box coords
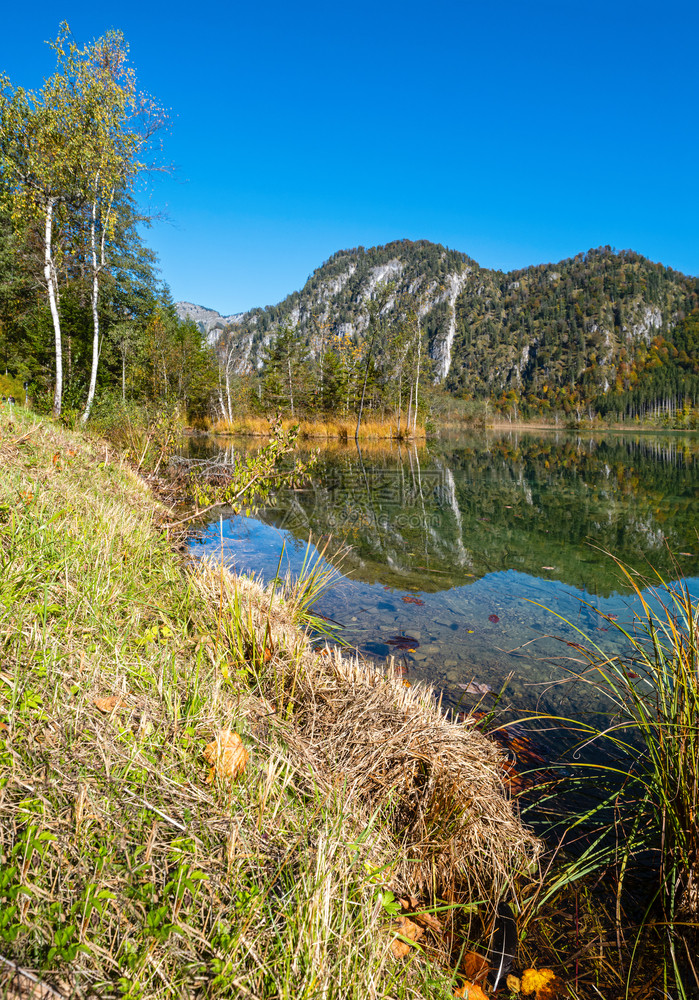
[0,406,541,999]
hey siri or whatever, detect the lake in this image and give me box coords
[187,429,699,753]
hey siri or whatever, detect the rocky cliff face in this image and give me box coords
[176,301,244,342]
[176,240,698,394]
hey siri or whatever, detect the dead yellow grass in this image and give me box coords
[193,564,541,910]
[211,414,427,441]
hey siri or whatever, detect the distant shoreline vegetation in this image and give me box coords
[2,31,697,437]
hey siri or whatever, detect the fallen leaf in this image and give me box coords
[387,635,420,650]
[461,951,489,982]
[204,730,249,783]
[454,982,489,999]
[488,614,500,623]
[401,595,425,605]
[390,915,424,958]
[94,696,124,713]
[458,681,492,695]
[411,910,443,934]
[507,974,522,993]
[390,938,411,959]
[521,968,563,998]
[399,895,420,911]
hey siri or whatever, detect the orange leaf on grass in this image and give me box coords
[461,951,489,982]
[454,982,489,999]
[390,915,424,958]
[94,696,124,713]
[204,730,249,783]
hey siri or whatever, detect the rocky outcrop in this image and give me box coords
[176,241,697,393]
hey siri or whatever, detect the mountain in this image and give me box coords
[176,301,245,341]
[176,240,699,404]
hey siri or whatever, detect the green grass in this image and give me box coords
[521,557,699,997]
[1,407,527,999]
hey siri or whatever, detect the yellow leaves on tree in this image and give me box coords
[521,967,564,998]
[204,730,248,783]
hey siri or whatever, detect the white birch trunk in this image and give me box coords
[412,322,421,434]
[44,196,63,418]
[82,183,113,424]
[225,354,234,422]
[81,195,101,424]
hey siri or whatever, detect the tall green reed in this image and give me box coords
[529,556,699,994]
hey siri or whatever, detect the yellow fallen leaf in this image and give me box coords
[204,730,248,782]
[507,974,522,993]
[521,967,563,998]
[94,696,124,713]
[454,982,489,999]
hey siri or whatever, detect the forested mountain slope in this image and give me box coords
[177,240,699,415]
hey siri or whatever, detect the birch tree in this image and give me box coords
[0,24,166,420]
[0,25,86,416]
[73,31,166,424]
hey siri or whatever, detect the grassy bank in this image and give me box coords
[0,408,537,998]
[210,414,427,441]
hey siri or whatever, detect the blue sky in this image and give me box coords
[2,0,698,313]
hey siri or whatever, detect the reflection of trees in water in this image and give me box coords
[186,432,699,596]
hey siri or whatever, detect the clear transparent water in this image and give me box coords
[187,430,699,736]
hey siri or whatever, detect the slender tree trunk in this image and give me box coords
[225,355,234,422]
[44,196,63,417]
[397,376,402,437]
[412,322,421,434]
[122,348,126,402]
[81,195,101,424]
[288,357,296,417]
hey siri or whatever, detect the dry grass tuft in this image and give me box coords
[194,565,541,912]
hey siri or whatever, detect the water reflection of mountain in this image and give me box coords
[192,432,699,597]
